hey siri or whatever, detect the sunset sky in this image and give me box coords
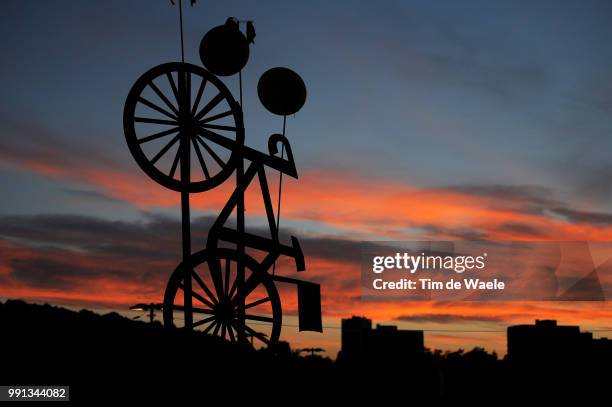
[2,0,612,357]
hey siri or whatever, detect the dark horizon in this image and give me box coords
[2,298,610,403]
[4,296,611,361]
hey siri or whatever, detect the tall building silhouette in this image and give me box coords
[507,319,610,364]
[340,316,423,363]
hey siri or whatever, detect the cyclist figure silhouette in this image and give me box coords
[123,13,321,347]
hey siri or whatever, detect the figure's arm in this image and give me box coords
[239,134,298,178]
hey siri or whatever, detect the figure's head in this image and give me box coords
[199,18,249,76]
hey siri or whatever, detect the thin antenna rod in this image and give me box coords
[178,0,185,62]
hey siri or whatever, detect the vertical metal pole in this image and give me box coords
[181,194,192,330]
[236,71,246,342]
[271,115,286,276]
[179,67,193,330]
[236,151,245,341]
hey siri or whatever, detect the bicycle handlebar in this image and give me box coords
[241,134,298,178]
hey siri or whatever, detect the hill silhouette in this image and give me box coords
[0,299,609,403]
[1,299,338,403]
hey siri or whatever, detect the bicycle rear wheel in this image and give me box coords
[163,248,282,348]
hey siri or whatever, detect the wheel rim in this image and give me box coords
[123,62,244,192]
[163,248,282,348]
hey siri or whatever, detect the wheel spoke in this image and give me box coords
[195,92,225,121]
[192,290,215,309]
[138,126,179,144]
[200,123,237,132]
[227,276,238,301]
[169,142,181,178]
[192,307,214,314]
[244,314,274,323]
[230,273,261,306]
[166,72,179,105]
[227,323,236,342]
[195,134,226,167]
[232,321,249,344]
[191,269,218,304]
[203,320,218,335]
[138,96,177,120]
[212,321,221,336]
[193,315,216,328]
[244,297,271,310]
[134,117,177,126]
[221,323,227,340]
[243,324,270,346]
[196,127,238,151]
[148,81,179,116]
[200,110,233,124]
[191,76,207,115]
[167,304,214,314]
[192,135,211,180]
[178,281,215,309]
[150,134,180,165]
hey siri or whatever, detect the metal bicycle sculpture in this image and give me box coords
[123,12,321,348]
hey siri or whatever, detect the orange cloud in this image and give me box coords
[13,155,612,244]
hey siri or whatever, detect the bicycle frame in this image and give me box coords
[206,133,305,273]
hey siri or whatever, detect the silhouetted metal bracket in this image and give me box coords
[273,276,322,332]
[297,281,322,332]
